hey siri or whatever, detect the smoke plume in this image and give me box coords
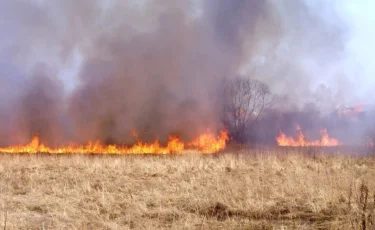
[0,0,366,146]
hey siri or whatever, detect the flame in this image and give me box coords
[188,130,229,153]
[276,125,340,147]
[0,131,229,154]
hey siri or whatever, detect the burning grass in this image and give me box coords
[0,150,374,229]
[0,131,229,155]
[277,125,340,147]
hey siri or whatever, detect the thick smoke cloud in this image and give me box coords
[12,69,65,146]
[67,0,282,144]
[0,0,362,145]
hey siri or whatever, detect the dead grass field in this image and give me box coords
[0,150,374,229]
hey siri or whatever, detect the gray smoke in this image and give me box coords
[248,0,350,111]
[0,0,359,145]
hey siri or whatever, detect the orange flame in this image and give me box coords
[188,131,229,153]
[0,131,229,154]
[276,125,340,147]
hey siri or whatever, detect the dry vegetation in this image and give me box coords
[0,150,374,229]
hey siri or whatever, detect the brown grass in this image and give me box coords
[0,150,374,229]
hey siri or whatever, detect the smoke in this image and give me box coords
[243,0,350,111]
[12,68,65,146]
[0,0,370,145]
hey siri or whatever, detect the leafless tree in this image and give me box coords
[220,77,276,143]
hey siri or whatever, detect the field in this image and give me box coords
[0,149,374,229]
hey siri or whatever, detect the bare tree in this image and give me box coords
[220,77,275,143]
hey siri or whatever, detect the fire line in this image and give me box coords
[0,131,229,154]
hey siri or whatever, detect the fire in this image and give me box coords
[188,130,229,153]
[0,131,229,154]
[276,125,340,147]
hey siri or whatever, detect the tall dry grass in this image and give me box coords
[0,150,373,229]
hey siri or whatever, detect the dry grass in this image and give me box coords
[0,150,374,229]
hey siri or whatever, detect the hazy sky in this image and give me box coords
[346,0,375,90]
[342,0,375,98]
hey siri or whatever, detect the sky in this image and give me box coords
[341,0,375,101]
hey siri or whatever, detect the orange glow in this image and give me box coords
[353,105,364,113]
[276,125,340,147]
[0,131,229,154]
[367,138,374,148]
[338,104,364,118]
